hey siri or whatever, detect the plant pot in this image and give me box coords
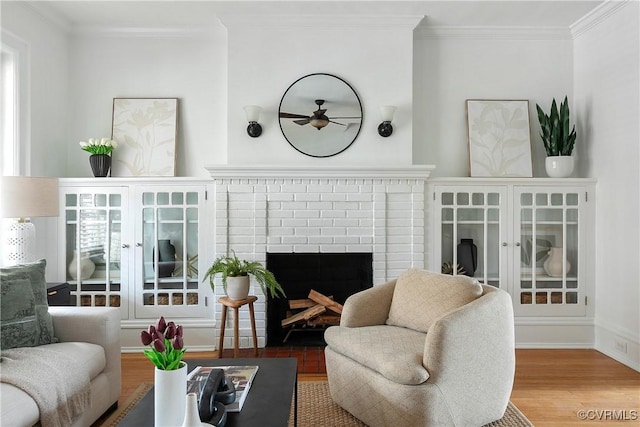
[457,238,477,277]
[545,156,574,178]
[89,154,111,177]
[155,361,187,427]
[226,275,250,300]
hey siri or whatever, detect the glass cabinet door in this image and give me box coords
[64,188,128,318]
[135,187,205,318]
[435,186,507,288]
[515,187,585,316]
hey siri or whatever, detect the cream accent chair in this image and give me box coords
[324,269,515,427]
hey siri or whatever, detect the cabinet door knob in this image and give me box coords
[502,242,508,247]
[136,242,143,247]
[121,244,130,249]
[515,242,521,247]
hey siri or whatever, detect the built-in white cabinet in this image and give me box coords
[58,179,210,321]
[429,178,596,318]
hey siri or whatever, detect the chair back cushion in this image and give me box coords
[386,269,483,333]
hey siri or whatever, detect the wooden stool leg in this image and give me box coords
[248,301,258,356]
[233,307,240,358]
[218,305,228,359]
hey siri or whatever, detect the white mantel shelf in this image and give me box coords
[204,165,436,179]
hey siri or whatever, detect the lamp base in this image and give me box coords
[4,220,35,266]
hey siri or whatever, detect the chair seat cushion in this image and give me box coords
[386,269,483,333]
[39,342,107,380]
[325,325,429,385]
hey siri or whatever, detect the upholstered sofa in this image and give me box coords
[325,269,515,427]
[1,260,121,427]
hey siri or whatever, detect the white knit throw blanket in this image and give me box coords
[0,346,91,427]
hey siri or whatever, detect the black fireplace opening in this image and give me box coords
[266,252,373,346]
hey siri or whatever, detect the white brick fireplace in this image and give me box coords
[205,165,434,349]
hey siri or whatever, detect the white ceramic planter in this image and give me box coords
[543,247,572,277]
[154,361,187,427]
[226,275,250,300]
[545,156,574,178]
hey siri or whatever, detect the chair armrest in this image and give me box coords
[340,280,396,327]
[49,307,121,390]
[422,286,515,415]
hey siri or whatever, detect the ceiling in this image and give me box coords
[23,0,605,29]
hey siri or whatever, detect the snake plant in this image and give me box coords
[536,96,577,156]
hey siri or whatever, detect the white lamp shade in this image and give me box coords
[244,105,262,122]
[0,176,59,219]
[379,106,397,122]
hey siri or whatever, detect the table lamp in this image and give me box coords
[0,176,59,266]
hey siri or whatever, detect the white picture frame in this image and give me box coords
[466,100,533,177]
[111,98,178,176]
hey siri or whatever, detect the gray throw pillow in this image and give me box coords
[0,273,38,349]
[1,259,56,345]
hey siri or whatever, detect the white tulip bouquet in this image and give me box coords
[79,137,118,155]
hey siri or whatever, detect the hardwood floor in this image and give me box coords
[101,349,639,426]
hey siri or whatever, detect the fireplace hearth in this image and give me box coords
[266,252,373,346]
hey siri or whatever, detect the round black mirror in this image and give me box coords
[278,73,363,158]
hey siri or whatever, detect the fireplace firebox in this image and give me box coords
[266,252,373,346]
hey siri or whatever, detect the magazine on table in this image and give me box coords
[187,365,259,412]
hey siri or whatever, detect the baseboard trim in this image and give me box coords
[594,322,640,372]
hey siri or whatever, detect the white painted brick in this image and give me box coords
[295,193,320,202]
[387,235,411,244]
[386,226,412,235]
[308,218,334,227]
[269,227,295,236]
[269,193,294,202]
[334,236,360,244]
[333,218,359,227]
[321,245,346,252]
[295,227,321,236]
[387,210,412,219]
[358,219,373,228]
[334,184,359,193]
[281,184,307,193]
[346,245,373,252]
[321,193,346,202]
[347,227,372,236]
[267,236,282,245]
[387,218,413,227]
[267,218,282,228]
[359,236,373,244]
[268,210,294,218]
[294,244,320,252]
[282,201,307,210]
[229,218,254,228]
[333,201,359,210]
[282,236,308,244]
[307,184,334,193]
[320,210,346,218]
[281,218,309,227]
[321,227,346,236]
[294,210,320,219]
[307,201,333,210]
[308,236,333,244]
[346,193,373,202]
[346,210,372,219]
[267,245,295,253]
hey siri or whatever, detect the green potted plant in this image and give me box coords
[535,96,577,178]
[203,251,285,300]
[79,137,118,177]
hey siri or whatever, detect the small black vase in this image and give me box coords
[457,238,478,277]
[89,154,111,177]
[154,240,176,278]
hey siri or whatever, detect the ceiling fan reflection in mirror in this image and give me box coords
[278,73,363,158]
[280,99,361,131]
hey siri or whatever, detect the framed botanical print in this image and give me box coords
[466,100,533,177]
[111,98,178,176]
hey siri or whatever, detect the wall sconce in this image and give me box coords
[244,105,262,138]
[377,105,396,137]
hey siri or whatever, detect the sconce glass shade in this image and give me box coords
[379,105,397,123]
[243,105,262,123]
[0,176,59,265]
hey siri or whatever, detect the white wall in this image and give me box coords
[66,26,227,178]
[223,15,420,166]
[574,1,640,370]
[1,2,69,177]
[414,29,574,177]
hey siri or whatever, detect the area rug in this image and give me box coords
[100,381,533,427]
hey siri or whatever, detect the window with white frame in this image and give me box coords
[1,45,17,176]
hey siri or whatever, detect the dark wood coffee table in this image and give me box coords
[118,358,298,427]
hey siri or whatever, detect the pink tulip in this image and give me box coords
[140,330,153,346]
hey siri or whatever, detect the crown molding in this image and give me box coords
[571,0,633,39]
[415,25,572,41]
[20,1,72,32]
[219,14,425,31]
[69,25,218,39]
